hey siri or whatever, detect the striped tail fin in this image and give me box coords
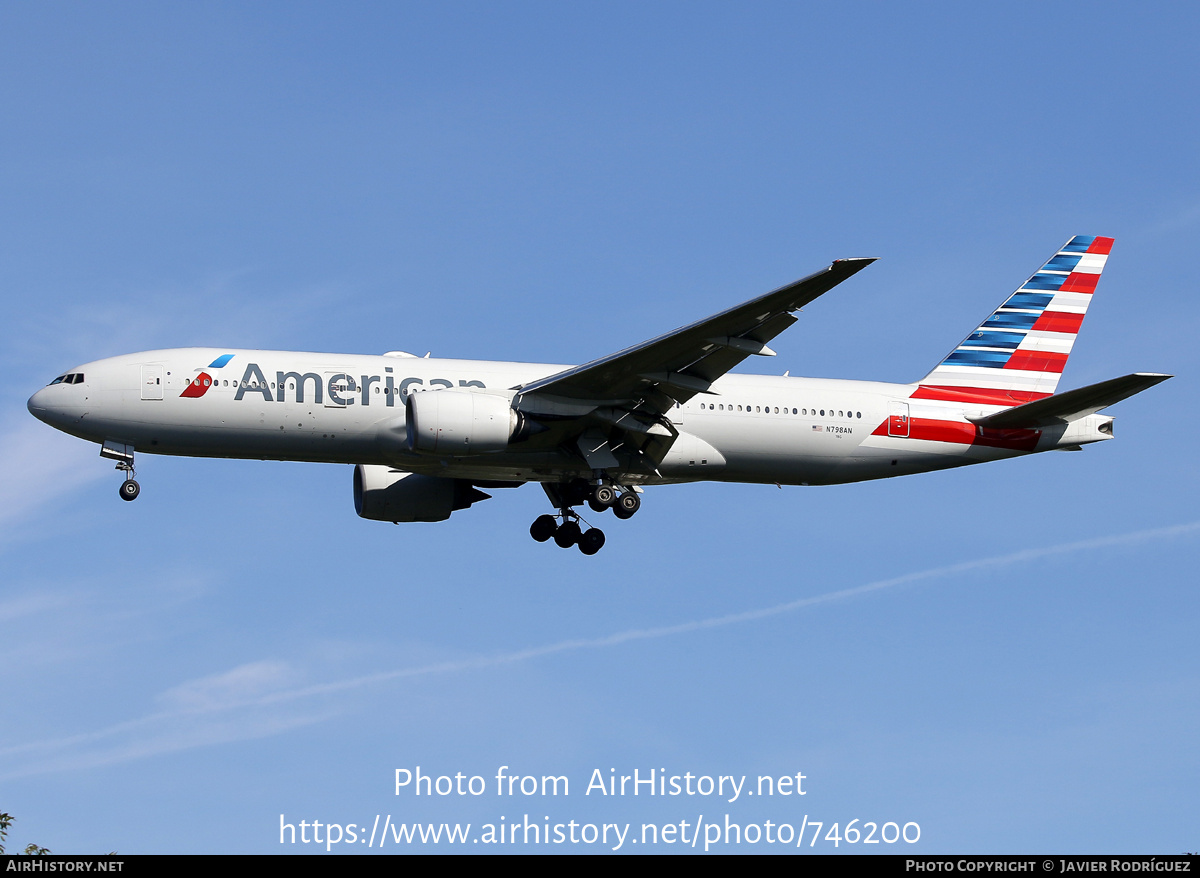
[914,236,1114,406]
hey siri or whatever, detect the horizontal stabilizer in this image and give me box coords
[968,373,1172,428]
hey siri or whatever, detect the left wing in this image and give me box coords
[513,257,875,474]
[518,258,874,408]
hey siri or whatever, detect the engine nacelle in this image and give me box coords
[405,389,520,455]
[353,465,490,522]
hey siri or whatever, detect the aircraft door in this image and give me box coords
[887,401,910,437]
[140,364,164,400]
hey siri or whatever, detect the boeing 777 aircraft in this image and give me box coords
[28,236,1169,554]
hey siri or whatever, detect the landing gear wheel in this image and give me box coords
[119,479,141,502]
[592,484,616,507]
[553,520,581,548]
[613,490,640,519]
[587,497,609,514]
[578,528,606,555]
[530,514,558,542]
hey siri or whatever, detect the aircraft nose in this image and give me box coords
[27,387,50,422]
[27,385,78,429]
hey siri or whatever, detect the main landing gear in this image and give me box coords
[530,512,605,555]
[530,478,641,555]
[587,482,640,519]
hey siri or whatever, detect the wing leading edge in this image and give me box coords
[517,257,876,411]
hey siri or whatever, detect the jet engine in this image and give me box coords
[405,389,529,455]
[353,465,491,522]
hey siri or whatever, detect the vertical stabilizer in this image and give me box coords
[914,236,1113,405]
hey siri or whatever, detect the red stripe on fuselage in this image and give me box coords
[871,417,1040,451]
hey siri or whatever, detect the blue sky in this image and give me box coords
[2,2,1197,854]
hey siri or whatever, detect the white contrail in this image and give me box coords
[3,519,1197,776]
[252,518,1200,703]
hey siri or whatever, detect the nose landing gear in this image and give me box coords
[101,441,141,502]
[119,475,140,501]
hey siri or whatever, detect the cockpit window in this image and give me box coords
[70,374,84,383]
[49,375,66,385]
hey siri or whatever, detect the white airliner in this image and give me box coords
[28,236,1169,554]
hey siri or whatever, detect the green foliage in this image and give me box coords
[0,811,49,855]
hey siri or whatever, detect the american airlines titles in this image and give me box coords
[230,362,486,407]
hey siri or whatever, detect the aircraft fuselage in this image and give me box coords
[27,347,1106,489]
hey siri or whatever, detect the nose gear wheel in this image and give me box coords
[112,455,141,502]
